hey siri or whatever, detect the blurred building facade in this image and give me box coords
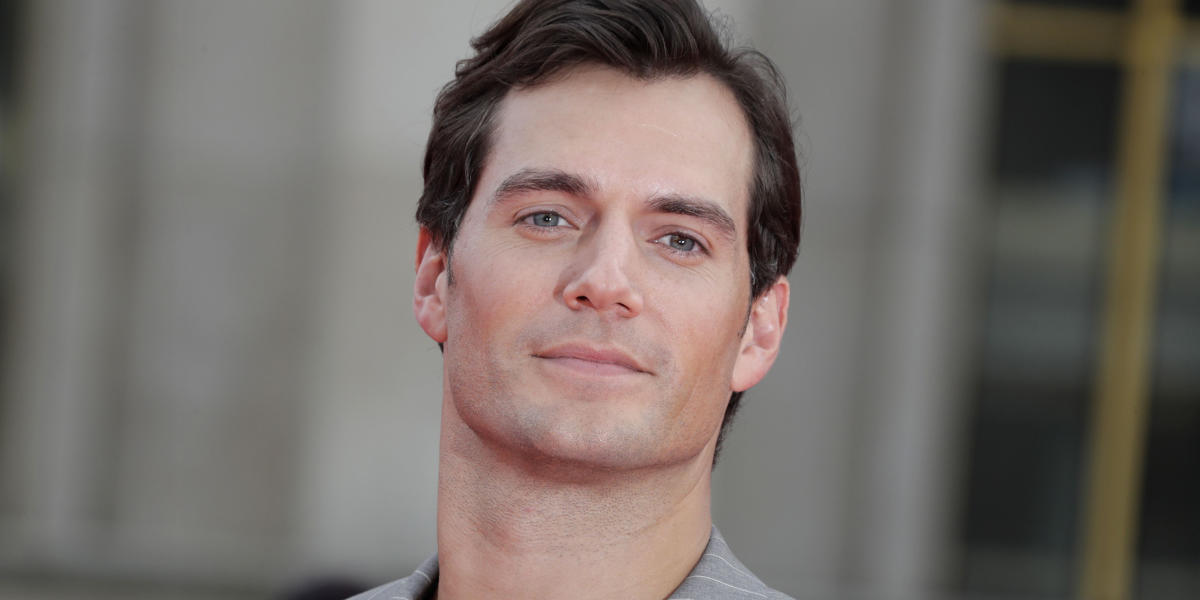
[0,1,1195,600]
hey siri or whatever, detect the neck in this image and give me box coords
[434,406,716,600]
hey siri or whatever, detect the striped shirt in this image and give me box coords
[348,526,793,600]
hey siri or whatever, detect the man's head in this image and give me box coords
[413,0,801,464]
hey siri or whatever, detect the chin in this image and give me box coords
[457,396,707,476]
[518,439,706,481]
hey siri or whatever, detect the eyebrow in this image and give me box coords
[647,194,738,243]
[490,167,738,243]
[491,168,596,206]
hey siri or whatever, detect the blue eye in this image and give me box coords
[527,212,563,227]
[659,233,699,253]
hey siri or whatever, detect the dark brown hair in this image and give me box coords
[418,0,802,460]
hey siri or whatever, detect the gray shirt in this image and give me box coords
[348,526,793,599]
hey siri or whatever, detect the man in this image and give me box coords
[352,0,800,598]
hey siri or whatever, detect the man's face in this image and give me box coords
[416,65,782,471]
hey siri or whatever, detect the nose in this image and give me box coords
[560,225,644,318]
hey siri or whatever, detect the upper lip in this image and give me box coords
[533,343,652,374]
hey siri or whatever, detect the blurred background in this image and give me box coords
[0,0,1196,599]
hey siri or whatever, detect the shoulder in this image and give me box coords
[346,555,438,600]
[345,531,794,600]
[667,526,795,600]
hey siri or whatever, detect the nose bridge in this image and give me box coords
[562,216,643,316]
[587,217,635,272]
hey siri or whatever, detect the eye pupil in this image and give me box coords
[672,235,695,251]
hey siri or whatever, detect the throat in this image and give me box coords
[434,436,715,600]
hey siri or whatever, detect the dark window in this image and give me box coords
[0,0,25,405]
[960,59,1121,598]
[1134,67,1200,600]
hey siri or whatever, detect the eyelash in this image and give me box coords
[515,211,709,256]
[655,232,707,256]
[517,211,572,231]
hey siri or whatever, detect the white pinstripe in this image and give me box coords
[683,574,769,598]
[700,552,751,578]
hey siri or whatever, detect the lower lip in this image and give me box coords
[537,356,646,377]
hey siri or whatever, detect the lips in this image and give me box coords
[533,343,652,375]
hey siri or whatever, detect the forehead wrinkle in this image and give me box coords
[636,121,681,139]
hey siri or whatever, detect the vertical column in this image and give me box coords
[108,0,333,574]
[1079,1,1178,599]
[0,0,147,557]
[852,0,988,595]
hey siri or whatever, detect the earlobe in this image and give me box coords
[730,276,790,392]
[413,228,449,343]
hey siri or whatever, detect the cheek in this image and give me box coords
[446,246,552,339]
[667,289,746,371]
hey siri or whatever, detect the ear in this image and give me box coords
[413,228,449,343]
[730,276,789,392]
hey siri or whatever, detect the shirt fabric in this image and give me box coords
[348,526,793,600]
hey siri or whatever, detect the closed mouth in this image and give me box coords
[532,343,652,375]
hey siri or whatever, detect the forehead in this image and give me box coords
[479,65,755,225]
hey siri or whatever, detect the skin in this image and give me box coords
[413,65,789,600]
